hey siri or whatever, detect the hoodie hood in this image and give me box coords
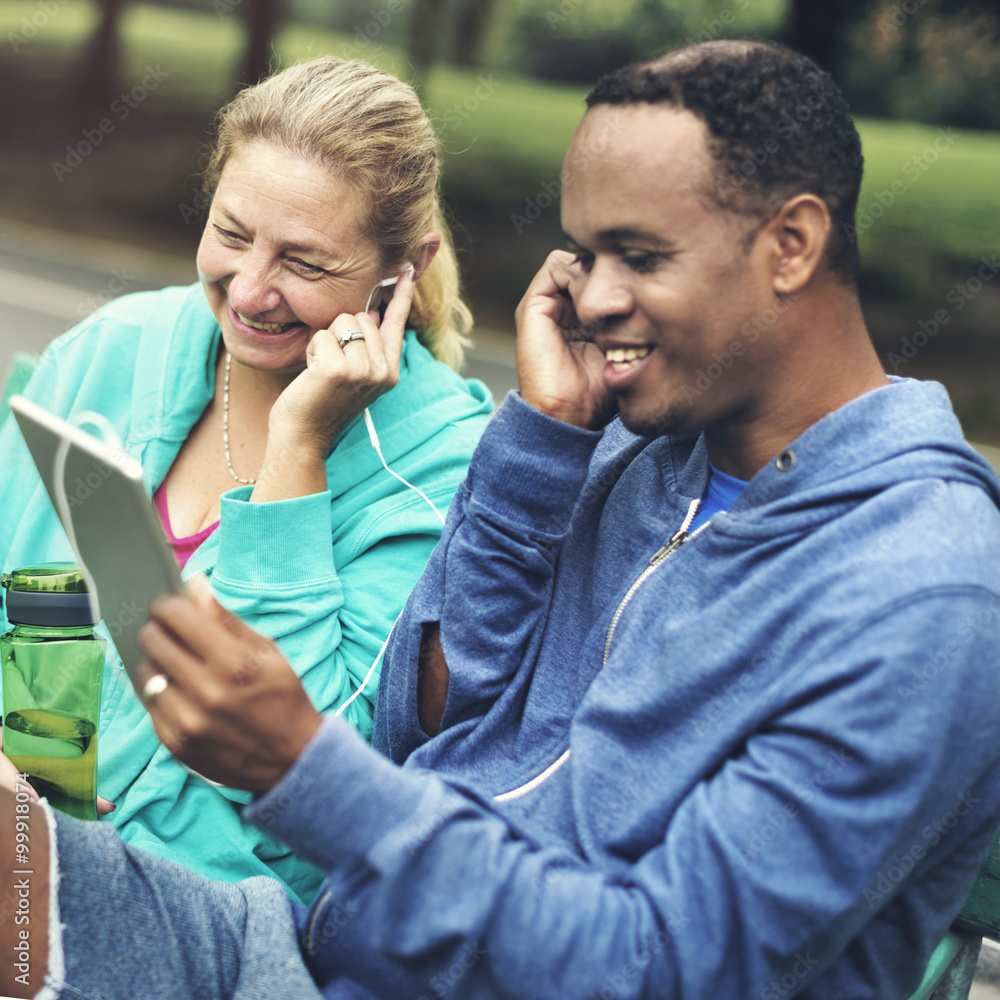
[666,377,1000,539]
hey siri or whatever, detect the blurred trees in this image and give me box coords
[491,0,1000,129]
[450,0,502,67]
[818,0,1000,128]
[407,0,450,95]
[783,0,861,76]
[76,0,128,114]
[55,0,1000,132]
[240,0,286,85]
[784,0,1000,100]
[72,0,287,116]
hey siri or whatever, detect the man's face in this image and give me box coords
[561,104,782,438]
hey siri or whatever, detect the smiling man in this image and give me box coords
[5,39,1000,1000]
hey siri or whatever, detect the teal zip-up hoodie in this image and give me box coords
[0,283,492,903]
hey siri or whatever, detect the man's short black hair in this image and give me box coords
[586,41,864,287]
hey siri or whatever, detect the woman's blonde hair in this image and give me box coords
[203,57,471,370]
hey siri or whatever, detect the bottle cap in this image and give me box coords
[1,563,97,627]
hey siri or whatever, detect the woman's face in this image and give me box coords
[197,141,384,376]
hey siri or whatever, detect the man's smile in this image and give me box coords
[603,345,653,371]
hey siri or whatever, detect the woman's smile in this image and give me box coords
[196,140,383,374]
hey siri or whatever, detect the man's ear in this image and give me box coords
[410,233,442,283]
[766,195,832,295]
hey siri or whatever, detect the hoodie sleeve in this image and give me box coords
[250,585,1000,1000]
[208,399,491,743]
[373,392,603,762]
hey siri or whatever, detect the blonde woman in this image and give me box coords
[0,57,492,903]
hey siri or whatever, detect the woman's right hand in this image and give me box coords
[250,270,416,503]
[0,731,39,801]
[0,732,114,814]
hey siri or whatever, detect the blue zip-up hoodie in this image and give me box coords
[248,379,1000,1000]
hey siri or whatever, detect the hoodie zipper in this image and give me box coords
[602,498,707,668]
[305,888,333,954]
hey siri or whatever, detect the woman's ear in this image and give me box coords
[767,195,832,295]
[410,233,441,283]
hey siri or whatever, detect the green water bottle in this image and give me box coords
[1,563,106,821]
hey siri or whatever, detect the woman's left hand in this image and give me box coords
[252,270,416,502]
[135,576,323,795]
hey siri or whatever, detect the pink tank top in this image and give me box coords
[153,481,220,570]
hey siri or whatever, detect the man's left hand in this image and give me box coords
[136,576,322,795]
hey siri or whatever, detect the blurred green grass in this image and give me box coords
[2,0,998,301]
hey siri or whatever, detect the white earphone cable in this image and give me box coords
[335,268,445,713]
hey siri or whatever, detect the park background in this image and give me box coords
[0,0,997,443]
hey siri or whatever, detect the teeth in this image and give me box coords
[604,346,652,367]
[235,309,295,333]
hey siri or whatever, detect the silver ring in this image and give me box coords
[141,673,169,705]
[337,330,366,349]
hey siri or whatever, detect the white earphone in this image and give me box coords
[335,265,447,718]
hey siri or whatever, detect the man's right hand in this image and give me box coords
[514,250,617,430]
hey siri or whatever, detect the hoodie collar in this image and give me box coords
[732,377,1000,518]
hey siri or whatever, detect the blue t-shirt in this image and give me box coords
[689,461,748,533]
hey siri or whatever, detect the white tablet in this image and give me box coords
[8,394,183,689]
